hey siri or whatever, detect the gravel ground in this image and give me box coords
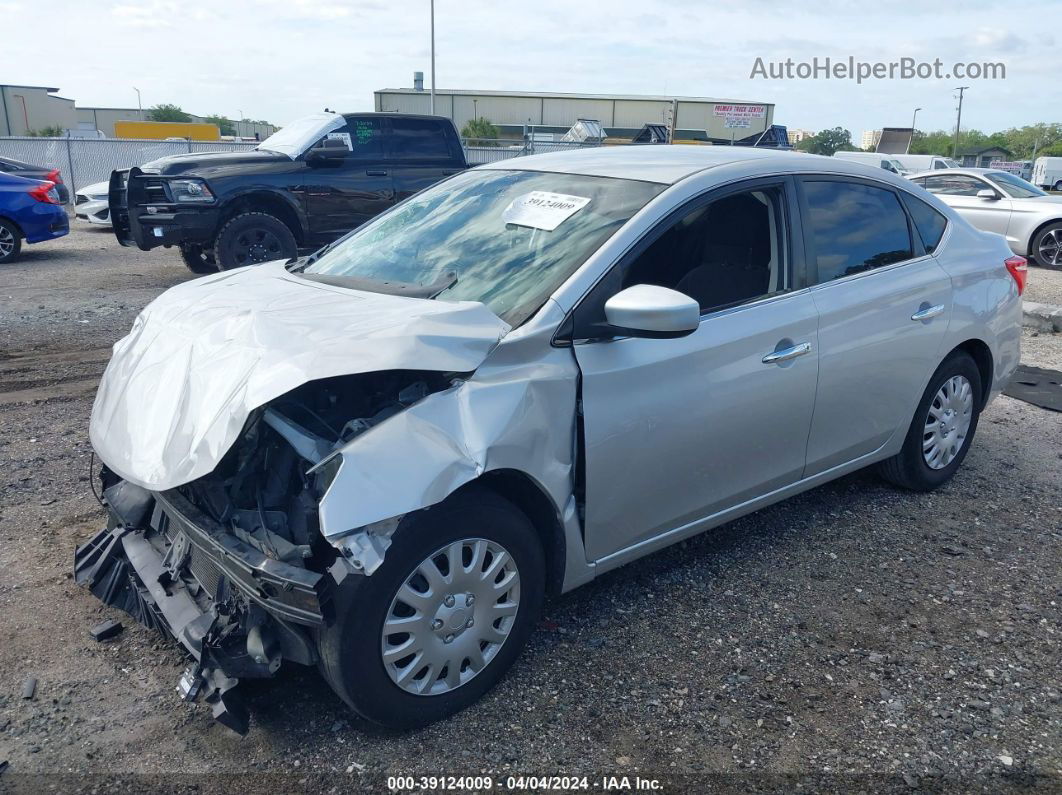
[0,226,1059,793]
[1025,265,1062,307]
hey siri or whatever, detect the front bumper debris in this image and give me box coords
[74,480,328,734]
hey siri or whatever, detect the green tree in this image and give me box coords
[204,114,236,136]
[147,103,192,123]
[460,117,499,145]
[27,125,66,137]
[1037,141,1062,158]
[796,127,854,156]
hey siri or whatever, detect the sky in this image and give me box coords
[2,0,1059,140]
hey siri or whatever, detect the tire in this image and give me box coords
[178,243,217,274]
[0,218,22,264]
[213,211,297,270]
[1054,180,1062,192]
[879,351,982,492]
[317,487,545,729]
[1030,221,1062,270]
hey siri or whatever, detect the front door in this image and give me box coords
[918,173,1012,239]
[572,181,820,561]
[299,116,395,246]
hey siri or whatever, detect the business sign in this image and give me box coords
[989,160,1025,174]
[724,118,752,129]
[713,104,767,121]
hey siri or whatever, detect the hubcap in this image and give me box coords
[922,374,973,470]
[1037,228,1062,266]
[381,538,520,696]
[233,227,284,265]
[0,226,13,257]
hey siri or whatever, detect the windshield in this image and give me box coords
[256,112,345,158]
[887,159,910,174]
[303,169,665,325]
[987,171,1046,198]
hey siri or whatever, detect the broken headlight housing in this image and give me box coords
[168,178,215,203]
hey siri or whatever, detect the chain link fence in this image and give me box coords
[0,137,258,196]
[0,135,607,197]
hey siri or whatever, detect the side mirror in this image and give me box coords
[306,141,348,164]
[603,284,700,339]
[977,188,1001,200]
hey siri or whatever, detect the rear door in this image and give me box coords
[797,177,952,475]
[386,117,464,203]
[299,116,394,246]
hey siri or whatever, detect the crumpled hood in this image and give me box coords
[90,261,510,491]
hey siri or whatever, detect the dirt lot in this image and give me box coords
[0,226,1059,793]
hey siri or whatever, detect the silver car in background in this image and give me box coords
[909,167,1062,268]
[77,146,1024,734]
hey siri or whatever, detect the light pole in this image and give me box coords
[952,87,969,160]
[429,0,436,115]
[473,99,478,122]
[237,109,244,138]
[907,107,921,153]
[134,87,142,120]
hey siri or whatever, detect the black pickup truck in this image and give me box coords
[109,113,467,272]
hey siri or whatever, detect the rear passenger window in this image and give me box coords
[900,193,948,253]
[803,180,913,283]
[390,118,453,160]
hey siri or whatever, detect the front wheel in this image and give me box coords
[1031,222,1062,270]
[178,243,217,274]
[317,487,545,729]
[879,351,982,491]
[0,219,22,264]
[213,212,297,270]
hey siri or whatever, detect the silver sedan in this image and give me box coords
[909,167,1062,268]
[80,146,1023,732]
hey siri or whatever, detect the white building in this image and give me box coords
[861,129,882,150]
[374,86,775,143]
[787,128,815,144]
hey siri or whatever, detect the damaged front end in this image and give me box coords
[75,370,453,734]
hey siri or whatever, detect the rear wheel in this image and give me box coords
[317,487,544,728]
[1031,222,1062,269]
[879,351,982,491]
[0,219,22,264]
[178,243,217,274]
[213,212,297,270]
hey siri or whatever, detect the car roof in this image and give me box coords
[475,144,869,184]
[908,167,1005,179]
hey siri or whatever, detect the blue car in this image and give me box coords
[0,172,69,263]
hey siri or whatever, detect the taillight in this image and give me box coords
[1004,255,1028,295]
[29,181,60,204]
[46,168,62,184]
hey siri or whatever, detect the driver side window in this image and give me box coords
[621,187,788,314]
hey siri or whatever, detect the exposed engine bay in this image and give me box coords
[75,370,455,734]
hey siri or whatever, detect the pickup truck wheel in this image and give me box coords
[213,212,297,270]
[0,219,21,264]
[317,487,545,729]
[879,351,982,492]
[178,243,217,274]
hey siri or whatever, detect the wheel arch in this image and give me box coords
[0,214,24,238]
[1026,216,1062,260]
[454,469,567,598]
[948,338,993,406]
[218,190,305,245]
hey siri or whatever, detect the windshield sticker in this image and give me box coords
[502,191,591,231]
[327,131,353,151]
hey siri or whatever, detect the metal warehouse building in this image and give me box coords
[374,86,775,143]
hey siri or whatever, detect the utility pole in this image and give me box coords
[907,107,921,153]
[429,0,436,115]
[134,87,142,120]
[952,87,969,159]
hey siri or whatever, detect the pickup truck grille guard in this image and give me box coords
[74,480,330,734]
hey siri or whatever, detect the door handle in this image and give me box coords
[365,169,388,176]
[762,342,812,365]
[911,304,945,322]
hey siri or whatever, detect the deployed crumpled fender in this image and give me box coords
[90,261,509,491]
[318,309,578,553]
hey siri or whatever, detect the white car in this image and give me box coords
[909,168,1062,268]
[74,181,111,226]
